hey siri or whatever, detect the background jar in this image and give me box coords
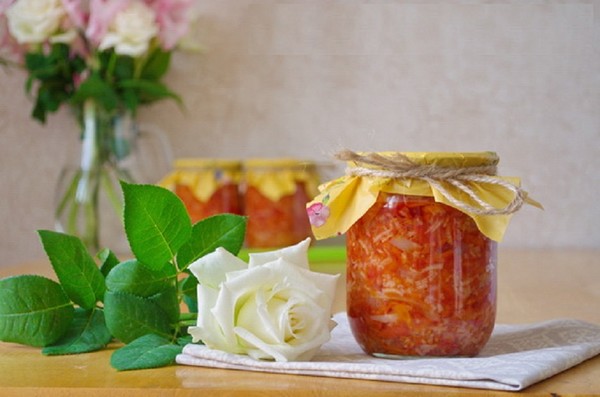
[160,158,243,223]
[243,158,319,248]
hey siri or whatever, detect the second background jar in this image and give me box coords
[243,158,320,248]
[161,157,321,249]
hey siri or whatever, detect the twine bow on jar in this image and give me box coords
[335,150,533,217]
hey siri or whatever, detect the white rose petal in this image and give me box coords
[49,29,77,44]
[99,2,158,57]
[189,238,340,362]
[6,0,66,44]
[188,247,246,288]
[188,247,247,347]
[236,289,285,344]
[187,284,216,344]
[248,237,311,269]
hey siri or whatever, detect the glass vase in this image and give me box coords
[54,100,171,253]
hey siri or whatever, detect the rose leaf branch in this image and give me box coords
[0,182,247,371]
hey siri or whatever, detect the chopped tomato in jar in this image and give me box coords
[176,183,242,223]
[346,192,497,357]
[244,183,312,248]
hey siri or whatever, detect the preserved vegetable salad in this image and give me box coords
[244,158,319,248]
[245,183,312,248]
[347,193,496,357]
[159,159,243,223]
[176,183,242,223]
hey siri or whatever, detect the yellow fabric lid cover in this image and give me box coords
[159,158,241,202]
[244,158,320,202]
[306,151,542,242]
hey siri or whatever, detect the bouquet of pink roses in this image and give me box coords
[1,0,195,252]
[0,0,193,123]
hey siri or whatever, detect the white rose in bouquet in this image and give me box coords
[98,1,158,57]
[6,0,67,44]
[188,238,340,362]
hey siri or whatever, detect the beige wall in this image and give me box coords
[1,0,599,267]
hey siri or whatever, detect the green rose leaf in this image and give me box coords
[24,52,48,77]
[105,259,176,297]
[111,334,183,371]
[118,79,181,105]
[31,95,48,122]
[71,72,118,111]
[121,88,139,114]
[177,214,247,269]
[98,248,120,278]
[105,259,180,326]
[113,55,135,80]
[141,48,171,80]
[38,230,105,309]
[177,335,194,346]
[42,308,112,355]
[24,43,86,123]
[104,291,174,344]
[0,275,74,347]
[121,182,192,270]
[147,286,180,325]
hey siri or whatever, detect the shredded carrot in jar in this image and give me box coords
[176,183,242,223]
[347,192,497,357]
[245,183,312,248]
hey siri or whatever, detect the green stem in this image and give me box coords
[100,169,123,215]
[179,313,197,322]
[55,169,81,220]
[106,52,117,83]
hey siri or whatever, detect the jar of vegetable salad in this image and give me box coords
[307,151,541,357]
[243,158,319,248]
[159,158,243,223]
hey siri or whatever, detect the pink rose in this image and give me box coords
[86,0,129,46]
[1,2,23,60]
[60,0,86,28]
[0,1,15,46]
[307,202,330,228]
[0,1,17,14]
[0,4,22,60]
[150,0,192,50]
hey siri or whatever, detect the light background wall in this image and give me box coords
[1,0,599,268]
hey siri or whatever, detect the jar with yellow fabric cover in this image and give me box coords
[307,151,542,358]
[160,159,243,223]
[243,158,320,248]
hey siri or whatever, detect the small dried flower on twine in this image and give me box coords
[335,150,529,216]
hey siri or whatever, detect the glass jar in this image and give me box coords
[306,151,539,357]
[347,193,497,357]
[243,158,319,248]
[160,158,242,223]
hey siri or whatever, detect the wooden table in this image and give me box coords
[1,248,599,396]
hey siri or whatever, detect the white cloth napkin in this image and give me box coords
[176,313,600,391]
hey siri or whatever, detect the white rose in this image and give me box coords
[99,2,158,57]
[188,238,340,362]
[6,0,67,44]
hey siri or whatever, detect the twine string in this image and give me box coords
[335,150,525,216]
